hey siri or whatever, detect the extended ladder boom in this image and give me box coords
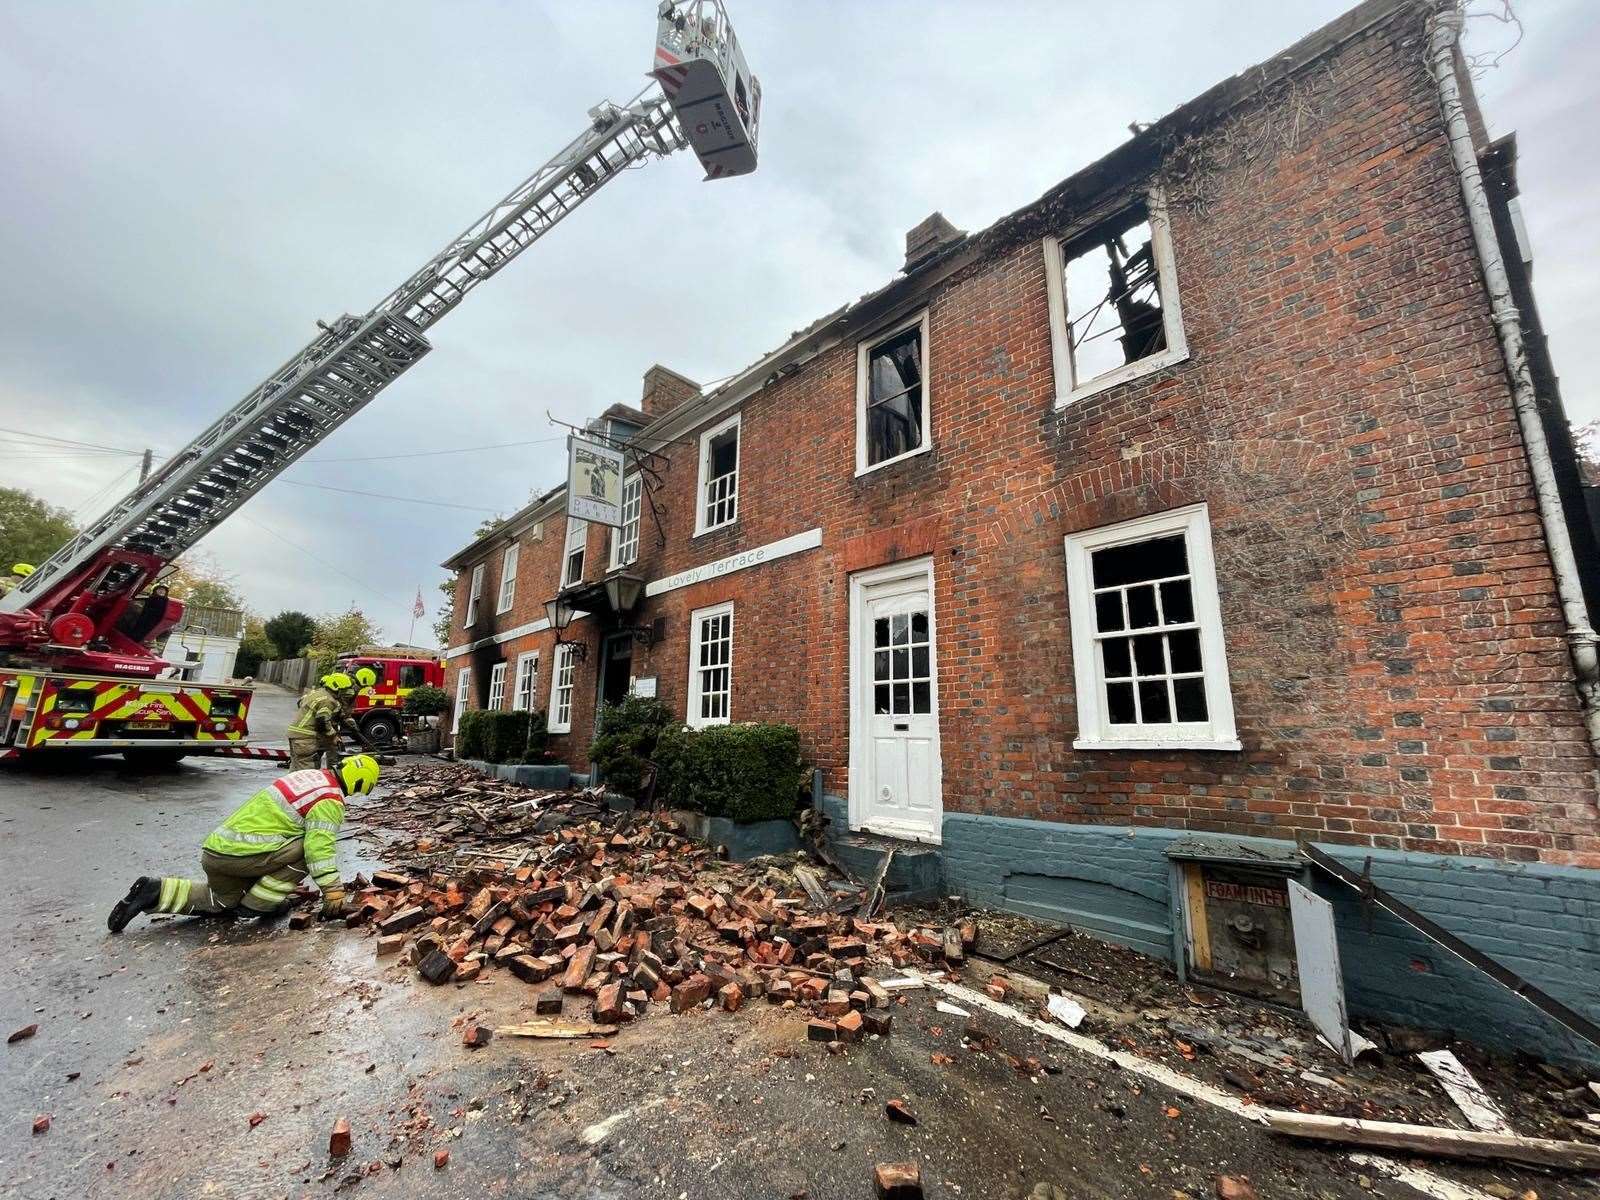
[1,90,684,616]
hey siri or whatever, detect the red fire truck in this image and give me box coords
[336,648,444,746]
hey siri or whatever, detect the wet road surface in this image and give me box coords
[2,690,1437,1198]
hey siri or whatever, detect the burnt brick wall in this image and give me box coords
[446,5,1599,866]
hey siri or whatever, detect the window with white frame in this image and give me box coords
[548,643,576,733]
[513,651,539,712]
[610,474,642,569]
[463,563,485,627]
[1044,189,1188,406]
[695,413,740,534]
[1064,504,1238,750]
[452,667,472,734]
[856,310,930,474]
[561,518,587,588]
[687,602,733,727]
[496,543,519,613]
[486,661,506,710]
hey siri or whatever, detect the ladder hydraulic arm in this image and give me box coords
[0,90,686,636]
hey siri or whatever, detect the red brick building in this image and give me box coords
[442,2,1600,1060]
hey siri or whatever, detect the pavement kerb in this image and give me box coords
[914,972,1497,1200]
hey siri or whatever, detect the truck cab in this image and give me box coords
[337,650,443,746]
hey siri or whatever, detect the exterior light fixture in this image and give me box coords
[543,596,587,662]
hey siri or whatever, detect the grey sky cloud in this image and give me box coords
[2,1,1592,642]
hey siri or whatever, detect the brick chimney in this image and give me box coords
[904,212,965,273]
[640,364,700,420]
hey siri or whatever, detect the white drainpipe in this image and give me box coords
[1428,8,1600,762]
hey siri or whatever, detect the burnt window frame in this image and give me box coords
[1063,504,1239,751]
[855,309,932,476]
[1043,187,1189,408]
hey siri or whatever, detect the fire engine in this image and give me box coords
[336,648,445,747]
[0,0,759,763]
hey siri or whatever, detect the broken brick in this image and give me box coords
[454,960,482,984]
[329,1117,352,1157]
[418,950,456,985]
[32,1114,50,1136]
[433,1149,450,1169]
[807,1019,838,1042]
[874,1161,922,1199]
[462,1023,492,1049]
[670,974,712,1014]
[594,983,624,1024]
[535,991,564,1016]
[719,982,744,1012]
[885,1099,917,1125]
[863,1010,894,1038]
[836,1010,864,1043]
[1215,1178,1257,1200]
[8,1024,38,1044]
[562,944,596,992]
[288,910,313,931]
[508,955,553,984]
[375,906,426,935]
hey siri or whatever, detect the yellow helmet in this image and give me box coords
[336,753,380,796]
[353,666,378,689]
[11,563,35,577]
[321,671,354,693]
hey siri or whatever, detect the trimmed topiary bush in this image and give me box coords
[655,722,805,822]
[589,696,674,796]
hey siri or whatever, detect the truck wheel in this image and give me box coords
[124,749,187,769]
[361,713,402,748]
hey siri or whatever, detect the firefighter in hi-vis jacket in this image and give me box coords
[286,673,358,770]
[105,754,380,932]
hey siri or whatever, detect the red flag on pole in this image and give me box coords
[413,587,425,619]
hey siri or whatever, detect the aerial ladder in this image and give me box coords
[0,0,760,763]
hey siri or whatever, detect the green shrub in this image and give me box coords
[522,715,549,763]
[455,709,489,761]
[404,684,449,717]
[589,696,674,796]
[655,723,805,822]
[483,711,532,764]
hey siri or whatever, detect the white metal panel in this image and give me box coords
[1288,880,1351,1064]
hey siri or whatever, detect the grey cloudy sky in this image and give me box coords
[1,1,1592,644]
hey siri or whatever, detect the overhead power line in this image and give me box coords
[279,478,502,512]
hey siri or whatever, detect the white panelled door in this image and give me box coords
[851,560,942,842]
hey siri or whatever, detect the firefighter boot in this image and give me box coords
[107,877,162,933]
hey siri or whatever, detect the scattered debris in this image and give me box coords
[874,1160,923,1199]
[247,1112,266,1129]
[433,1148,449,1170]
[1214,1176,1257,1200]
[498,1021,619,1040]
[1263,1110,1600,1170]
[934,1001,969,1018]
[8,1024,38,1044]
[329,1118,352,1158]
[462,1023,493,1050]
[32,1115,50,1136]
[1046,993,1086,1030]
[885,1099,917,1125]
[1416,1049,1511,1134]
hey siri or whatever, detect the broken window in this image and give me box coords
[548,643,576,734]
[561,518,587,588]
[696,414,740,533]
[1046,193,1187,404]
[872,607,933,716]
[688,601,733,727]
[1063,506,1238,749]
[858,312,929,472]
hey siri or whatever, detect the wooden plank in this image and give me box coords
[497,1021,619,1040]
[857,849,894,918]
[1263,1110,1600,1171]
[1184,864,1212,972]
[1416,1049,1512,1134]
[793,866,829,909]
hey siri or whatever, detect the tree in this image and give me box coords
[0,486,77,568]
[304,607,380,677]
[264,610,316,659]
[235,615,276,678]
[165,552,244,611]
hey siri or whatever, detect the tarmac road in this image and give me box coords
[1,691,1426,1199]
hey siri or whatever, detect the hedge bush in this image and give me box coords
[455,709,541,764]
[589,696,674,797]
[521,715,550,764]
[655,722,805,822]
[454,709,489,761]
[404,684,450,717]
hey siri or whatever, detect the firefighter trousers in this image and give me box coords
[153,840,308,916]
[288,736,337,771]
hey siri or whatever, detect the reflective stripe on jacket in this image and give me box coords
[202,769,346,892]
[286,688,341,739]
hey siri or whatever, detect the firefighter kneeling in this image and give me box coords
[106,754,379,932]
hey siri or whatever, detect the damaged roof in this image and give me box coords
[443,0,1420,568]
